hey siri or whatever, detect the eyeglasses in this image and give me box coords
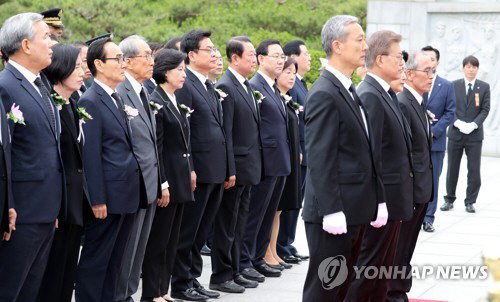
[130,54,154,60]
[197,47,219,54]
[382,53,404,62]
[100,55,124,64]
[266,54,286,61]
[408,68,436,76]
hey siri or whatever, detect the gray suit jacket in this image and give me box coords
[117,77,161,205]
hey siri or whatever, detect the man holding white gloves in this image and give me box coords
[302,15,387,302]
[442,55,490,214]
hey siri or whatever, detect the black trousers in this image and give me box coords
[210,184,251,284]
[171,183,223,293]
[0,222,55,302]
[387,203,428,302]
[142,203,185,298]
[302,223,365,302]
[75,213,135,302]
[277,165,306,258]
[345,220,402,302]
[37,223,83,302]
[445,139,482,205]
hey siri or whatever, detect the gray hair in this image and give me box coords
[365,30,402,69]
[406,51,427,70]
[321,15,359,57]
[119,35,148,58]
[0,13,43,57]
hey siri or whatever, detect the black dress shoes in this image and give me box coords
[171,288,208,301]
[440,201,454,211]
[209,280,245,293]
[282,255,301,264]
[293,253,309,261]
[422,222,435,232]
[234,275,259,288]
[254,263,281,277]
[268,263,285,271]
[466,204,476,213]
[240,268,265,283]
[279,261,293,269]
[200,244,211,256]
[194,285,220,298]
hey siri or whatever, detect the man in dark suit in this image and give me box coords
[442,55,490,214]
[0,13,64,301]
[278,40,311,263]
[116,35,163,302]
[388,51,434,302]
[171,30,231,301]
[75,37,141,302]
[346,30,413,302]
[421,45,456,232]
[0,96,14,241]
[209,36,262,293]
[302,15,385,302]
[239,39,288,280]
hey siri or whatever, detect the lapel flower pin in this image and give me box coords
[253,90,265,104]
[7,103,25,125]
[179,104,194,118]
[51,93,68,110]
[215,88,227,101]
[77,107,93,124]
[149,101,163,115]
[282,94,292,104]
[123,104,139,120]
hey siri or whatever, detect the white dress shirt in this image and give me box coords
[187,66,208,90]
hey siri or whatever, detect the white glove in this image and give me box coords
[322,211,347,235]
[370,202,388,228]
[454,119,465,130]
[460,122,477,135]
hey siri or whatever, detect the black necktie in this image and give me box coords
[273,84,286,114]
[111,92,123,108]
[301,78,308,91]
[467,83,472,105]
[243,80,257,112]
[33,77,56,131]
[422,93,428,110]
[140,88,151,119]
[205,79,223,120]
[348,84,362,107]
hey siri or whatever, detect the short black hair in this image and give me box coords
[463,55,479,68]
[256,39,281,65]
[164,37,182,50]
[148,42,164,53]
[153,48,186,84]
[43,43,81,85]
[180,30,211,64]
[226,36,252,63]
[421,45,440,61]
[87,37,113,76]
[283,40,305,57]
[402,50,408,63]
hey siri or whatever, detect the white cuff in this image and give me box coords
[161,181,169,190]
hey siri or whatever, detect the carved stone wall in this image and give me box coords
[368,0,500,156]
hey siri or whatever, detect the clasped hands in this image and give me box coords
[322,203,388,235]
[454,120,477,135]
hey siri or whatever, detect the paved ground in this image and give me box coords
[87,154,499,302]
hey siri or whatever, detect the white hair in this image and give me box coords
[321,15,359,57]
[119,35,148,58]
[0,13,43,57]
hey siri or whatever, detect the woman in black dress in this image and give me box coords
[141,49,196,302]
[263,58,302,270]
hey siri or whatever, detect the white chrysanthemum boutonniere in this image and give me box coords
[253,90,265,104]
[426,109,438,123]
[51,93,68,111]
[215,88,227,102]
[7,103,25,125]
[150,101,163,115]
[282,94,292,104]
[179,104,194,118]
[289,101,303,115]
[77,107,93,124]
[123,104,139,120]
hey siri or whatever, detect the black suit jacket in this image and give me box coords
[358,75,413,221]
[151,86,195,204]
[302,69,380,225]
[398,88,433,205]
[249,72,290,177]
[0,64,65,224]
[288,76,308,166]
[175,68,229,184]
[448,79,490,142]
[59,96,91,225]
[0,98,13,232]
[216,69,263,186]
